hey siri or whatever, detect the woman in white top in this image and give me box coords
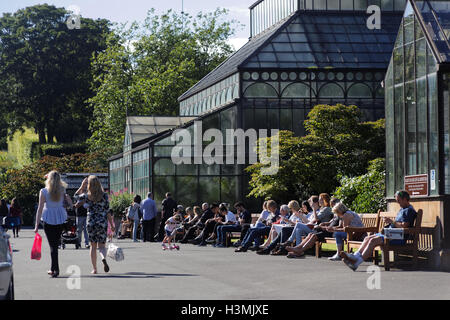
[34,171,73,278]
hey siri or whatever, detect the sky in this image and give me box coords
[0,0,256,50]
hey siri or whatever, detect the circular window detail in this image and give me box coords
[251,72,259,80]
[327,72,335,81]
[261,72,270,80]
[336,72,344,80]
[310,73,316,80]
[299,72,308,80]
[375,72,384,81]
[281,72,289,81]
[270,72,278,80]
[365,72,373,80]
[356,72,364,81]
[243,72,251,80]
[347,72,354,80]
[289,72,297,81]
[318,72,326,80]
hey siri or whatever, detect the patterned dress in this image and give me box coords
[80,193,110,243]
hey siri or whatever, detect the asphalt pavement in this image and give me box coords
[9,229,450,300]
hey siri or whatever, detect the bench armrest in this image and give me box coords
[344,226,377,234]
[403,227,421,235]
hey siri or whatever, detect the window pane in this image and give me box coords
[153,176,175,209]
[280,109,293,131]
[154,159,175,175]
[220,177,239,205]
[393,47,404,84]
[318,83,344,98]
[416,38,427,78]
[198,177,220,204]
[348,83,373,98]
[176,176,198,206]
[428,73,438,195]
[244,83,278,98]
[406,82,416,175]
[394,83,404,191]
[282,83,311,97]
[416,77,427,175]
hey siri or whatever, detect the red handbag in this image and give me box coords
[31,233,42,260]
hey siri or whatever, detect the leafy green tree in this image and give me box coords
[334,158,387,213]
[88,8,242,158]
[0,4,110,144]
[246,104,385,204]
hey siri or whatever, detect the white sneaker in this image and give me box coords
[328,253,342,261]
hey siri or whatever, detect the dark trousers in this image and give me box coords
[181,225,201,242]
[156,214,171,241]
[142,219,156,242]
[266,226,294,251]
[200,221,219,242]
[44,223,63,273]
[242,226,271,249]
[239,224,251,242]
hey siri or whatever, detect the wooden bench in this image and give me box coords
[225,213,260,247]
[380,209,423,271]
[346,211,381,262]
[315,212,380,258]
[346,210,423,270]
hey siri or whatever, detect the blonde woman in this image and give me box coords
[34,171,73,278]
[75,176,114,274]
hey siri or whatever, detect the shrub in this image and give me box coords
[109,190,134,218]
[334,158,386,213]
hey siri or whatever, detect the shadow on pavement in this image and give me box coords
[56,272,198,279]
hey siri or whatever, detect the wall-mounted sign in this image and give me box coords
[404,174,429,197]
[430,170,436,191]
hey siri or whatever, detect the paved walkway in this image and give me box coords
[9,229,450,300]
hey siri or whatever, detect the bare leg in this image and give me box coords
[90,242,98,274]
[361,237,383,260]
[98,243,107,260]
[287,234,317,255]
[286,233,313,252]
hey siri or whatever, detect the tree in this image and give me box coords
[334,158,387,213]
[0,4,110,144]
[87,8,242,158]
[246,104,385,204]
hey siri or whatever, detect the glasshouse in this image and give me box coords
[108,0,409,209]
[384,0,450,267]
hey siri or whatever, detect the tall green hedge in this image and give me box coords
[7,128,39,167]
[32,142,88,159]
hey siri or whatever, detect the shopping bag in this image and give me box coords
[107,242,124,262]
[31,233,42,260]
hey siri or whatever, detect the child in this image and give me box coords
[162,214,182,250]
[107,209,115,242]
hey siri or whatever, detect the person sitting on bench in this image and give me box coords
[340,190,417,271]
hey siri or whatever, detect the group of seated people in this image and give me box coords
[164,190,418,271]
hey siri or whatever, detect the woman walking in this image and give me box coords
[9,198,22,238]
[75,175,114,274]
[127,195,142,242]
[34,171,72,278]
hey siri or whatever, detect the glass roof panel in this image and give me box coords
[243,10,403,69]
[415,0,450,62]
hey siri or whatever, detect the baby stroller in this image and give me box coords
[61,217,80,249]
